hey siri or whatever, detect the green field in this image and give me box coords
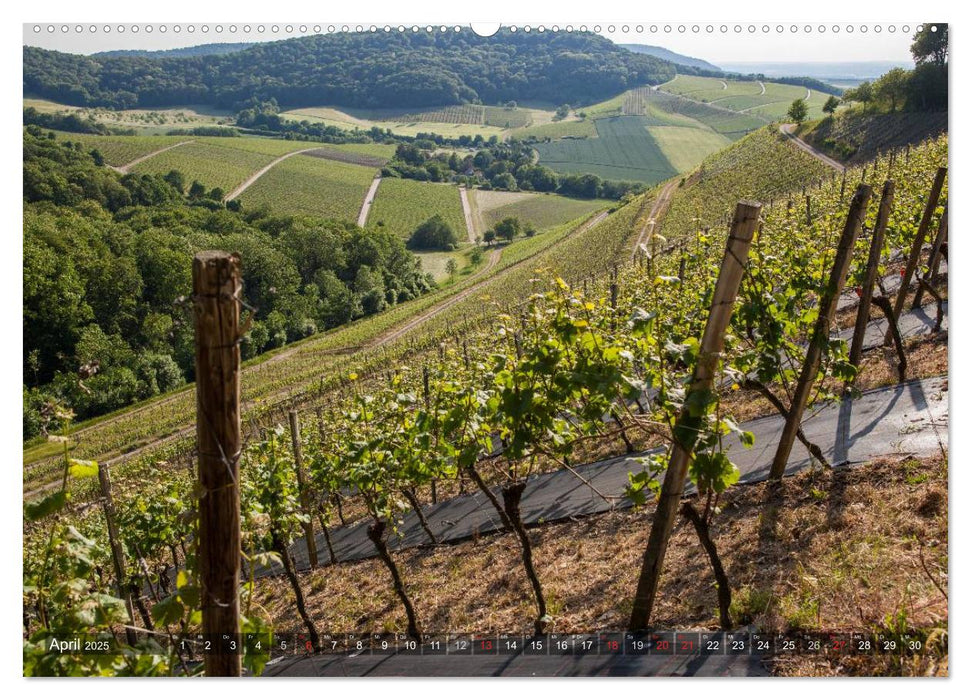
[514,119,597,140]
[660,75,836,121]
[281,106,508,139]
[239,154,378,221]
[534,116,679,183]
[130,140,275,193]
[367,178,468,241]
[415,249,476,283]
[647,125,732,172]
[472,190,613,232]
[622,87,765,139]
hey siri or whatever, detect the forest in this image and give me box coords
[23,30,692,110]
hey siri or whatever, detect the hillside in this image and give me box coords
[798,110,948,164]
[23,30,691,111]
[620,44,722,72]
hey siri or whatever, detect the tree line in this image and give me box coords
[384,140,646,200]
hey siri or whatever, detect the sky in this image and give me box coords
[21,21,921,65]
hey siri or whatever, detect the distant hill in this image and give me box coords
[619,44,721,72]
[719,60,913,83]
[24,30,712,111]
[94,42,254,59]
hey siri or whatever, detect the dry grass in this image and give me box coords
[255,452,948,676]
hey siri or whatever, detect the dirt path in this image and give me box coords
[758,81,766,95]
[109,140,195,174]
[223,148,317,201]
[458,186,477,242]
[779,123,845,171]
[805,88,812,101]
[719,80,728,90]
[631,180,678,260]
[357,176,381,227]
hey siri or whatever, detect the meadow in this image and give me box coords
[472,190,614,232]
[25,98,231,134]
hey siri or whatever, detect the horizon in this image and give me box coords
[22,22,921,66]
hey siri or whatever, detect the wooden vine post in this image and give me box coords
[97,463,138,646]
[289,410,319,569]
[886,166,947,342]
[849,180,895,370]
[193,251,242,677]
[769,185,872,481]
[914,202,949,307]
[628,200,762,631]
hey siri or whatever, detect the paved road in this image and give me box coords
[264,649,769,677]
[264,370,947,576]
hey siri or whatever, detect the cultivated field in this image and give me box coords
[366,178,468,240]
[535,115,680,183]
[647,125,732,172]
[130,140,275,193]
[472,190,614,232]
[239,153,378,222]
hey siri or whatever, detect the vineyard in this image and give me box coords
[239,155,378,222]
[130,141,276,194]
[366,179,469,240]
[21,208,624,492]
[23,126,948,676]
[46,131,190,167]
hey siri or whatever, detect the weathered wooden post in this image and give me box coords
[193,250,242,677]
[769,185,872,481]
[914,202,949,308]
[97,463,138,646]
[849,180,895,370]
[289,410,319,570]
[887,167,946,339]
[629,200,761,631]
